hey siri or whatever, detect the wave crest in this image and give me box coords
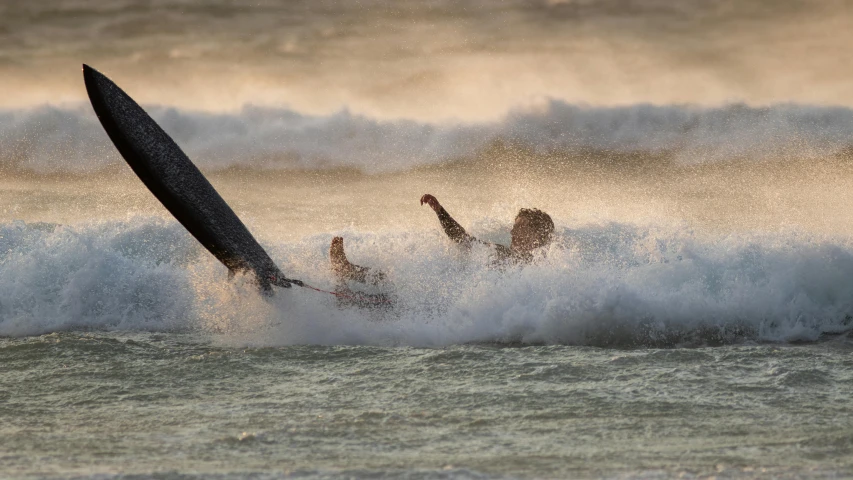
[2,218,852,346]
[2,101,852,174]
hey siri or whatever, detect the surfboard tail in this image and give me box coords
[83,64,293,293]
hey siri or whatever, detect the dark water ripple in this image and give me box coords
[2,332,852,478]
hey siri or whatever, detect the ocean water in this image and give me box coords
[3,334,853,479]
[3,1,853,478]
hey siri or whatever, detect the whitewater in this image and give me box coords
[3,213,853,346]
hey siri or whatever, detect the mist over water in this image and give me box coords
[1,0,852,119]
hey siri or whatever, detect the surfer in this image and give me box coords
[419,194,554,264]
[330,193,555,284]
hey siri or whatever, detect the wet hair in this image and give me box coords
[515,208,554,247]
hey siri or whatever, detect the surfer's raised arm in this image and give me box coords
[420,194,475,247]
[420,194,554,264]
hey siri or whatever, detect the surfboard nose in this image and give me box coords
[82,64,97,86]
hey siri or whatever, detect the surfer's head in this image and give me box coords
[511,208,554,253]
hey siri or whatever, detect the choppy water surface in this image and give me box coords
[2,333,852,479]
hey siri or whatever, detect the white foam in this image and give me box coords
[0,219,201,336]
[2,101,852,174]
[2,218,851,346]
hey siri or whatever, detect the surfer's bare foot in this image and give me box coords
[330,236,385,285]
[330,236,350,271]
[420,194,441,211]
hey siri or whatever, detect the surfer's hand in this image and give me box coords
[420,194,441,211]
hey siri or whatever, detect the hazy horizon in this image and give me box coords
[1,0,852,121]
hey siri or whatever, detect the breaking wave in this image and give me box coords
[1,101,852,174]
[2,218,852,347]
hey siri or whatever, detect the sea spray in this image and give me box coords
[3,218,852,345]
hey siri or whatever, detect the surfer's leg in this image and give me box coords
[329,237,394,310]
[330,237,385,284]
[330,237,351,275]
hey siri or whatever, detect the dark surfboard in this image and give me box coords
[83,64,293,292]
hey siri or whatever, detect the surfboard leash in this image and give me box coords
[298,282,394,305]
[271,275,393,305]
